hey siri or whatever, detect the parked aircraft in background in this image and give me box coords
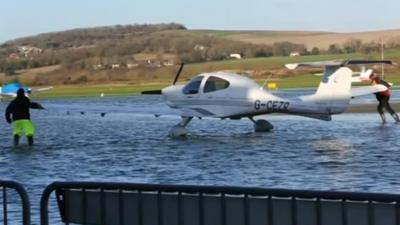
[142,60,394,136]
[0,82,53,98]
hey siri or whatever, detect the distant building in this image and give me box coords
[290,52,300,57]
[163,60,174,66]
[93,64,104,70]
[8,53,20,60]
[17,46,42,57]
[146,59,161,67]
[111,64,121,69]
[229,53,242,59]
[194,44,206,51]
[127,63,139,69]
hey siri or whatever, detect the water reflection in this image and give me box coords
[1,96,400,223]
[313,138,354,152]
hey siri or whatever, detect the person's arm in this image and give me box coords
[5,103,12,124]
[379,79,392,88]
[30,102,45,109]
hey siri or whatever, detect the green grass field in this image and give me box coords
[29,51,400,98]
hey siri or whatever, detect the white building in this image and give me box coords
[111,64,121,69]
[127,63,139,69]
[290,52,300,57]
[229,53,242,59]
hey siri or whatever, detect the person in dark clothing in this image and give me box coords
[370,72,400,123]
[5,88,44,146]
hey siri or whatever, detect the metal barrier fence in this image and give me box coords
[0,180,30,225]
[40,181,400,225]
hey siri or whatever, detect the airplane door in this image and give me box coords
[203,76,230,100]
[182,76,204,100]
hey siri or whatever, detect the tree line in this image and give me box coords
[1,23,400,76]
[0,23,309,75]
[327,37,400,54]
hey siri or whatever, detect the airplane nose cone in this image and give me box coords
[161,86,173,101]
[162,85,183,104]
[162,86,181,97]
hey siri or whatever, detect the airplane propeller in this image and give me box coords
[172,63,184,85]
[141,63,184,95]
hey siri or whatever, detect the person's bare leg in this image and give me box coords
[379,113,387,124]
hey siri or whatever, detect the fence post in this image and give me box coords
[40,182,58,225]
[0,180,31,225]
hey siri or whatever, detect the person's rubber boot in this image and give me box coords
[13,135,20,146]
[380,113,387,124]
[27,136,34,146]
[391,113,400,123]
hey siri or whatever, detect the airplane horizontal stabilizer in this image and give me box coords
[286,60,394,70]
[351,84,388,97]
[286,60,343,70]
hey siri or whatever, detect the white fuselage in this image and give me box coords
[161,72,347,120]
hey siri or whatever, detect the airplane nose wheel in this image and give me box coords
[169,125,189,137]
[169,117,193,137]
[249,118,274,132]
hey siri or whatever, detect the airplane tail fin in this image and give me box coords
[285,60,395,115]
[301,66,352,114]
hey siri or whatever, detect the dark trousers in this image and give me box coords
[376,95,396,115]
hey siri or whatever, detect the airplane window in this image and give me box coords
[204,76,230,93]
[182,76,204,94]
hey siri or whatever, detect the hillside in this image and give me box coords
[196,29,400,50]
[1,23,400,86]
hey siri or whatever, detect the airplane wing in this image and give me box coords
[33,86,53,92]
[42,96,184,117]
[286,60,394,70]
[285,60,343,70]
[351,84,388,97]
[0,87,17,97]
[0,83,52,97]
[0,93,17,98]
[344,60,394,65]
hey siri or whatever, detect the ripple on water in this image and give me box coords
[1,96,400,223]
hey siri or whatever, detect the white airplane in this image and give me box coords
[143,60,393,136]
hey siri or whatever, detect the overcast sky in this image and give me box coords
[1,0,400,43]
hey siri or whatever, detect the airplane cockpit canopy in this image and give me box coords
[183,76,204,94]
[204,76,230,93]
[183,75,231,95]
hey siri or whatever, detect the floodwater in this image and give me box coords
[0,93,400,223]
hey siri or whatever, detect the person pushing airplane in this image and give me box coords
[5,88,44,146]
[370,72,400,123]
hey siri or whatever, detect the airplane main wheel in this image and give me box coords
[254,119,274,132]
[169,125,189,137]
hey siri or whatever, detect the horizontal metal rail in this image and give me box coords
[0,180,31,225]
[40,181,400,225]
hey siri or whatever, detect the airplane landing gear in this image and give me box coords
[169,117,193,137]
[249,117,273,132]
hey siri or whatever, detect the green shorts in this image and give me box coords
[13,120,35,137]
